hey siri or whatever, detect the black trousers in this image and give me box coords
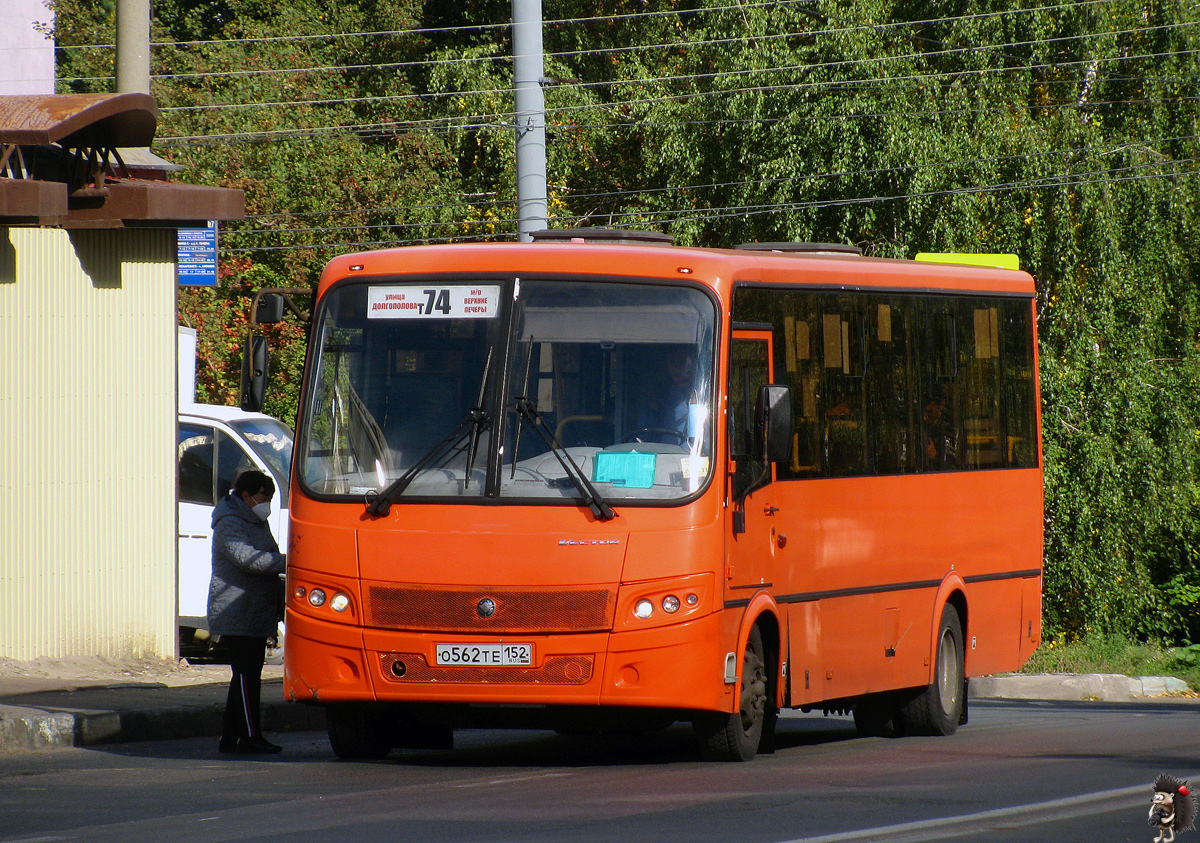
[222,635,267,742]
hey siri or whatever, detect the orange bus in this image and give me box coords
[276,230,1042,761]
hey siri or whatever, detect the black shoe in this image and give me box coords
[236,736,283,755]
[218,738,239,754]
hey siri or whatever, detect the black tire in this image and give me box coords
[853,693,900,738]
[695,626,767,761]
[326,705,393,760]
[899,603,965,736]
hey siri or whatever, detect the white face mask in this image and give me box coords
[251,500,272,521]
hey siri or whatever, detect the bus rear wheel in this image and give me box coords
[326,704,393,760]
[899,604,965,736]
[695,626,767,761]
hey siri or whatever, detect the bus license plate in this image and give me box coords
[435,643,533,667]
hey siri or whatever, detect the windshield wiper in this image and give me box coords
[510,338,535,481]
[366,349,493,518]
[511,392,617,523]
[509,338,614,521]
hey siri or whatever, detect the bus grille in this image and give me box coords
[379,653,594,685]
[365,584,615,633]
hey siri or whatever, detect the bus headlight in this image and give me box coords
[330,592,351,613]
[617,573,713,631]
[308,588,327,607]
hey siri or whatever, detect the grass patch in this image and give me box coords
[1021,634,1200,690]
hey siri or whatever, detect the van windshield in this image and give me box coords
[298,278,717,504]
[230,418,294,506]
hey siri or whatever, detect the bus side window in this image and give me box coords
[821,302,867,476]
[961,304,1003,469]
[729,338,770,498]
[921,307,959,471]
[781,299,820,476]
[1001,300,1038,467]
[869,300,917,474]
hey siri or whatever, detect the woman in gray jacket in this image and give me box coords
[208,470,286,754]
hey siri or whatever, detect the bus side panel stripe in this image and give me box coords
[723,568,1041,609]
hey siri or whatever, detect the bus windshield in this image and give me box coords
[298,278,717,504]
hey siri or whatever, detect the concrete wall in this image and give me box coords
[0,227,177,660]
[0,0,55,95]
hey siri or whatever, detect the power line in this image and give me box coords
[541,46,1200,105]
[243,195,505,221]
[143,28,1200,137]
[218,150,1200,254]
[221,225,517,253]
[50,0,895,50]
[588,157,1200,227]
[57,0,1128,52]
[61,0,1163,90]
[218,148,1199,248]
[222,133,1198,229]
[58,19,512,51]
[153,84,1200,146]
[150,52,1200,142]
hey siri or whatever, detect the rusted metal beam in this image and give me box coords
[0,93,243,228]
[0,93,157,147]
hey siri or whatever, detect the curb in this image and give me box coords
[0,705,76,753]
[1,673,1192,753]
[0,682,324,754]
[969,673,1192,702]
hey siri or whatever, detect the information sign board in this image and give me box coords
[178,221,218,286]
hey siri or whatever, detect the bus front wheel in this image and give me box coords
[695,626,768,761]
[326,704,393,760]
[899,603,965,736]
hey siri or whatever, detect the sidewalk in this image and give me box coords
[0,658,323,753]
[0,658,1192,753]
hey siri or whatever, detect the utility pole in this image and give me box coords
[115,0,151,94]
[512,0,548,241]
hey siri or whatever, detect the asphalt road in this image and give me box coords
[3,699,1198,843]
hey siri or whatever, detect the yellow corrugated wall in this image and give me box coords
[0,227,177,660]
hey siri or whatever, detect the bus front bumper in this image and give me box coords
[283,609,729,713]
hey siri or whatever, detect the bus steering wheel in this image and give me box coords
[625,427,688,446]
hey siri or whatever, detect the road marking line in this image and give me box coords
[455,771,575,788]
[775,773,1200,843]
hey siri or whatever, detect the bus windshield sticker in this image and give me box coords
[367,285,501,319]
[593,451,657,488]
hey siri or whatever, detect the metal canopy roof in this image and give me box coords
[0,93,242,228]
[0,93,158,148]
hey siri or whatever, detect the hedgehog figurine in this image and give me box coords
[1150,774,1197,843]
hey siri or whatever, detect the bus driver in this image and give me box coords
[633,345,698,445]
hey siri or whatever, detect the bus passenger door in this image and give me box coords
[727,330,778,595]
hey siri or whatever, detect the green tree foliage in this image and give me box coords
[48,0,1200,641]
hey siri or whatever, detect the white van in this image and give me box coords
[176,402,293,654]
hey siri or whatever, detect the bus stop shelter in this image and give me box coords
[0,92,244,661]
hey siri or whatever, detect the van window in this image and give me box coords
[217,430,257,498]
[230,418,294,506]
[178,423,258,505]
[178,423,216,505]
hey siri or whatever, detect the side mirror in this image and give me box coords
[240,334,268,412]
[254,293,285,324]
[756,385,793,464]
